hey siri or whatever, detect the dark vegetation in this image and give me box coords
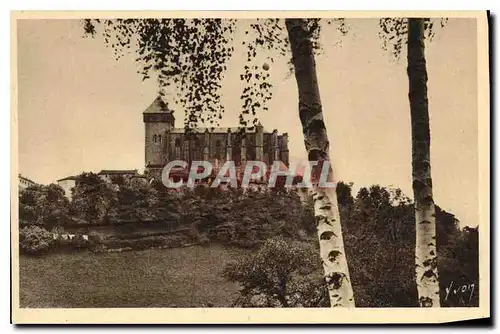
[19,173,478,307]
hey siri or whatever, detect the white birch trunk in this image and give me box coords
[286,18,355,308]
[407,18,440,307]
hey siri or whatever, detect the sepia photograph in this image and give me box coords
[11,10,490,324]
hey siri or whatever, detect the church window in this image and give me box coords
[175,138,180,147]
[158,135,162,143]
[153,134,157,143]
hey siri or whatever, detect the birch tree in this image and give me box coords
[379,17,447,307]
[285,18,354,307]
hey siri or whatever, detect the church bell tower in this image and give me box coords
[143,96,175,177]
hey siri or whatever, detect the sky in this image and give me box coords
[17,18,478,227]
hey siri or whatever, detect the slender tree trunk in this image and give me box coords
[407,18,440,307]
[285,18,355,308]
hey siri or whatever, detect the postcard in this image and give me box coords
[11,10,490,324]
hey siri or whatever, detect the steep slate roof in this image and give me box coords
[143,96,173,114]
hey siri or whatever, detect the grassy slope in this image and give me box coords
[19,245,246,308]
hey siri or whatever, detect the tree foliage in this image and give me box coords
[18,174,478,307]
[110,178,160,222]
[82,18,348,131]
[71,173,118,224]
[378,17,448,59]
[19,184,71,230]
[19,225,54,255]
[84,18,235,131]
[179,186,315,248]
[223,236,327,307]
[340,184,478,307]
[221,182,479,308]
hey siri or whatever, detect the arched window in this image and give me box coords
[153,134,157,143]
[158,135,162,143]
[175,138,181,147]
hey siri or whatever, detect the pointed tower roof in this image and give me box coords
[143,96,173,114]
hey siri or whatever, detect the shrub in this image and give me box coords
[223,236,324,307]
[19,226,54,255]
